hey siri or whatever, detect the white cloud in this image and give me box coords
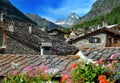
[37,0,96,22]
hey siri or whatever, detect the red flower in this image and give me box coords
[99,80,109,83]
[70,63,77,69]
[106,71,110,76]
[61,73,69,82]
[98,75,109,83]
[98,75,106,80]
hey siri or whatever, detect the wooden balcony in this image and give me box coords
[112,44,120,47]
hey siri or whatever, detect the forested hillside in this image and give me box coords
[0,0,36,25]
[73,5,120,29]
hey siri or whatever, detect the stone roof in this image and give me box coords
[41,43,52,47]
[0,54,79,77]
[106,24,119,29]
[81,47,120,61]
[72,27,120,43]
[0,21,77,55]
[47,28,65,34]
[0,48,120,77]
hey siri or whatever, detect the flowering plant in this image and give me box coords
[61,54,120,83]
[3,65,59,83]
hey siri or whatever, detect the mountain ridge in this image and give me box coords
[55,13,79,28]
[73,4,120,29]
[0,0,36,25]
[75,0,120,24]
[25,13,63,29]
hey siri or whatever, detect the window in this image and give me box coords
[89,37,101,43]
[114,38,120,44]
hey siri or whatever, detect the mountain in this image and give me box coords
[75,0,120,24]
[25,13,63,29]
[0,0,36,25]
[73,3,120,29]
[65,13,79,25]
[55,13,79,27]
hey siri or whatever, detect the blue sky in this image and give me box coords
[10,0,96,23]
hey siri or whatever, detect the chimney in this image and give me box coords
[28,24,32,33]
[40,42,52,58]
[91,28,94,32]
[0,13,4,23]
[97,24,100,29]
[102,21,108,27]
[8,21,15,32]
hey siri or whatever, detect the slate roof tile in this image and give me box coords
[0,22,77,55]
[0,54,79,77]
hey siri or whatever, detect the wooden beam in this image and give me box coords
[112,38,114,47]
[3,31,6,46]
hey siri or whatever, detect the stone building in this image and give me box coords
[0,21,77,55]
[47,28,65,40]
[72,27,120,49]
[69,30,78,39]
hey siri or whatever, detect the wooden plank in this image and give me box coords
[112,38,114,46]
[3,32,6,45]
[3,31,6,46]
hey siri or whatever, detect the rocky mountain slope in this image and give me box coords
[55,13,79,27]
[0,0,36,25]
[26,13,63,29]
[73,0,120,29]
[76,0,120,24]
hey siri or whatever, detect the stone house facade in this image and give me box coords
[72,27,120,49]
[72,33,106,49]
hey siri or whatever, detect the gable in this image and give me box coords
[72,28,120,43]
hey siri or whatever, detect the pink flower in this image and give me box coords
[13,70,18,75]
[99,58,105,63]
[35,65,44,71]
[107,63,112,66]
[43,66,49,71]
[35,65,49,72]
[29,73,36,77]
[23,65,32,72]
[110,54,115,60]
[95,60,99,65]
[66,79,72,83]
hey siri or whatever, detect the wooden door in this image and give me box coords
[108,38,112,47]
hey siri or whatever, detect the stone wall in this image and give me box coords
[73,33,106,49]
[5,36,39,54]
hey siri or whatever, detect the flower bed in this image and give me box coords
[3,65,59,83]
[2,54,120,83]
[61,54,120,83]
